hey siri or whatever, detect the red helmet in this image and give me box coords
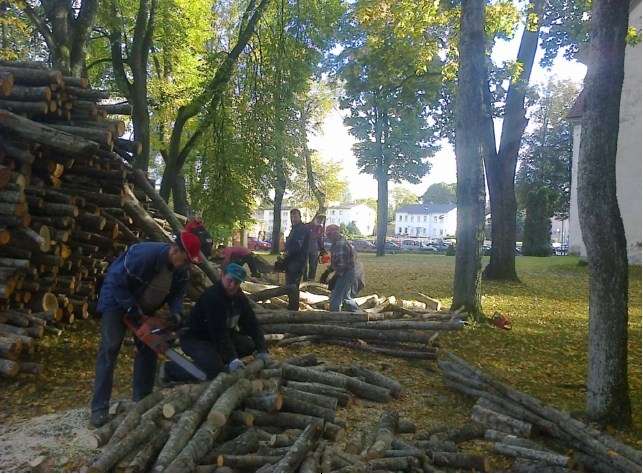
[178,231,202,263]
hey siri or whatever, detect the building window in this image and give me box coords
[398,227,402,234]
[405,215,408,222]
[404,227,408,234]
[439,215,444,220]
[411,216,414,222]
[423,215,427,222]
[440,229,444,236]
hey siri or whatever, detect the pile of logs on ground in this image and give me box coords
[439,352,642,473]
[83,354,494,473]
[0,61,218,378]
[248,284,465,359]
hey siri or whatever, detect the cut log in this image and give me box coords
[243,392,284,413]
[246,410,344,441]
[88,418,158,472]
[428,451,489,471]
[494,443,570,467]
[6,85,52,101]
[281,393,336,422]
[217,454,281,470]
[101,102,132,115]
[366,411,399,459]
[283,354,318,366]
[203,428,267,463]
[285,381,351,407]
[162,384,207,419]
[125,429,169,473]
[367,456,420,471]
[0,99,49,114]
[397,419,417,434]
[471,403,532,437]
[264,422,322,472]
[261,323,433,345]
[280,387,338,410]
[348,364,402,398]
[0,110,98,155]
[0,357,19,377]
[298,439,325,473]
[110,390,165,444]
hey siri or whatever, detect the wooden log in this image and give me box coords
[203,428,267,463]
[115,138,142,155]
[414,440,458,452]
[366,456,420,471]
[88,418,158,472]
[0,110,98,155]
[281,393,336,422]
[153,373,236,472]
[428,451,489,471]
[109,390,165,445]
[243,392,284,413]
[215,454,280,470]
[6,85,51,101]
[0,99,49,114]
[100,102,132,115]
[485,429,548,451]
[162,384,207,418]
[285,381,351,407]
[65,86,110,100]
[0,335,21,360]
[86,412,127,449]
[282,364,391,403]
[48,124,112,146]
[425,421,486,443]
[283,354,318,366]
[0,72,13,96]
[511,457,572,473]
[0,357,19,377]
[312,337,437,359]
[494,443,570,467]
[397,419,417,434]
[471,403,532,437]
[125,429,169,473]
[366,411,399,459]
[347,364,402,398]
[263,422,322,472]
[246,409,344,441]
[280,387,338,410]
[2,141,35,165]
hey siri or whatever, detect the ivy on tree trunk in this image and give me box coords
[578,0,631,427]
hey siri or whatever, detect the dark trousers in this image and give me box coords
[91,310,157,414]
[233,255,260,277]
[165,332,256,382]
[285,261,304,310]
[305,252,318,281]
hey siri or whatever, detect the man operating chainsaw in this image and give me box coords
[89,230,204,428]
[161,263,269,383]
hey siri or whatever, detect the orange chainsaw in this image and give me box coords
[123,314,207,381]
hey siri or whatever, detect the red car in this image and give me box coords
[248,237,271,251]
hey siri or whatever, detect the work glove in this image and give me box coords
[256,352,271,364]
[228,358,246,373]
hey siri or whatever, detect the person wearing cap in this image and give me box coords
[321,224,362,312]
[89,231,202,428]
[304,213,326,282]
[161,263,269,383]
[215,244,262,278]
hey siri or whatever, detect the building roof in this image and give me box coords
[567,89,585,121]
[397,203,456,214]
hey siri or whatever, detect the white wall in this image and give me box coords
[326,205,376,236]
[394,208,457,238]
[568,3,642,264]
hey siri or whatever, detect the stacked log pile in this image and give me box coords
[254,293,465,360]
[84,354,493,473]
[0,61,189,377]
[439,352,642,473]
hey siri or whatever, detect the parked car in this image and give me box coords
[351,239,376,251]
[247,237,271,251]
[385,240,401,252]
[400,239,423,251]
[421,243,439,252]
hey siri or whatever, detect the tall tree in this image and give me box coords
[159,0,271,212]
[578,0,631,427]
[452,0,490,318]
[18,0,99,76]
[422,182,457,204]
[482,0,545,281]
[333,0,442,256]
[107,0,157,171]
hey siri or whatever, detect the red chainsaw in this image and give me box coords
[123,314,207,381]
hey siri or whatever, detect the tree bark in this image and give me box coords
[284,381,351,407]
[264,422,322,472]
[451,0,488,318]
[271,163,286,255]
[578,0,631,427]
[375,164,388,257]
[483,0,545,281]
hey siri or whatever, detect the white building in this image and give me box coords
[325,204,376,236]
[251,206,314,240]
[567,1,642,264]
[395,203,457,238]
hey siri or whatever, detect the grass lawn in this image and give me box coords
[0,253,639,469]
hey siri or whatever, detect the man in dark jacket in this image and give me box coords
[162,263,268,382]
[283,208,309,310]
[90,231,202,428]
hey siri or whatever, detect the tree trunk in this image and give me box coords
[578,0,631,427]
[451,0,488,318]
[172,172,190,216]
[375,165,388,257]
[483,0,544,281]
[271,176,285,255]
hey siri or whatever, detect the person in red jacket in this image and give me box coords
[215,245,261,278]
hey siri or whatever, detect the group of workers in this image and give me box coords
[89,213,362,428]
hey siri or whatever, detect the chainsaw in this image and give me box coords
[123,314,207,381]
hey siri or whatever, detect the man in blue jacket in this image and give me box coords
[162,263,269,383]
[89,231,202,428]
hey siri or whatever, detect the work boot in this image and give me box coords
[89,410,109,429]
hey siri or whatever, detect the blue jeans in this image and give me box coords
[90,311,157,414]
[329,269,360,312]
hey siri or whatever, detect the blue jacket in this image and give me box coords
[285,222,309,267]
[97,242,189,315]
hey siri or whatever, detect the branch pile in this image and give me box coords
[84,354,493,473]
[439,352,642,473]
[0,61,217,378]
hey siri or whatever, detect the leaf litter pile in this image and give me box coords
[0,255,641,472]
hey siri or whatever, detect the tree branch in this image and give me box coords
[19,2,55,53]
